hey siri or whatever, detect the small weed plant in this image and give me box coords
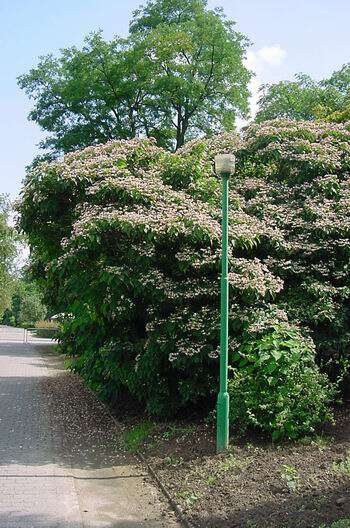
[177,490,201,508]
[164,455,184,467]
[319,520,350,528]
[122,421,154,452]
[162,424,195,440]
[218,453,243,473]
[332,452,350,476]
[205,475,218,486]
[281,465,300,492]
[299,434,332,451]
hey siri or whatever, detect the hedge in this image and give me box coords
[18,120,350,432]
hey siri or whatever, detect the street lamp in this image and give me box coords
[214,153,235,453]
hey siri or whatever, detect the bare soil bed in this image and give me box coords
[40,347,350,528]
[116,405,350,528]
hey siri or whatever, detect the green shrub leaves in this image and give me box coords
[229,318,335,440]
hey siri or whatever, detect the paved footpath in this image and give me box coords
[0,335,181,528]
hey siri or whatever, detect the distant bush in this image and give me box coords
[30,329,59,339]
[32,320,60,339]
[17,120,350,428]
[35,320,59,329]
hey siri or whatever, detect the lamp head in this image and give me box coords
[214,154,235,177]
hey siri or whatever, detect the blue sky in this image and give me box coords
[1,0,349,198]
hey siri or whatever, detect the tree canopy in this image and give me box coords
[256,63,350,123]
[2,277,46,328]
[18,0,251,155]
[0,196,17,318]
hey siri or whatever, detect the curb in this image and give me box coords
[137,450,195,528]
[94,395,196,528]
[44,349,197,527]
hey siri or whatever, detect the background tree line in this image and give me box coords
[0,196,17,319]
[0,196,46,328]
[256,64,350,123]
[2,275,46,328]
[19,0,349,164]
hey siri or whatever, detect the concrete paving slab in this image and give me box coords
[0,339,182,528]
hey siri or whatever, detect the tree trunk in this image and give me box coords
[175,114,189,150]
[129,108,136,138]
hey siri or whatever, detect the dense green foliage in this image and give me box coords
[18,0,251,154]
[229,318,334,439]
[0,196,17,318]
[256,64,350,124]
[18,119,350,433]
[2,278,46,328]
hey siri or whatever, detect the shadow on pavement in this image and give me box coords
[0,512,167,528]
[0,343,134,470]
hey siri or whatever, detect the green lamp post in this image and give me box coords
[215,153,235,453]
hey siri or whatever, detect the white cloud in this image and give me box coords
[256,45,287,67]
[245,50,259,72]
[239,44,287,123]
[245,45,287,77]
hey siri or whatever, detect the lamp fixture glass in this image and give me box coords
[214,154,235,176]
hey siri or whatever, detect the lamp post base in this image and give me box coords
[216,391,229,452]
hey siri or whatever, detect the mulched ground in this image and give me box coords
[40,348,350,528]
[113,405,350,528]
[38,348,181,526]
[39,351,134,470]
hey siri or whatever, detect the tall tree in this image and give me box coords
[18,0,251,153]
[2,278,46,327]
[130,0,251,148]
[256,63,350,123]
[0,196,17,318]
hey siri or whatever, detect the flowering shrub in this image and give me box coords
[18,120,350,423]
